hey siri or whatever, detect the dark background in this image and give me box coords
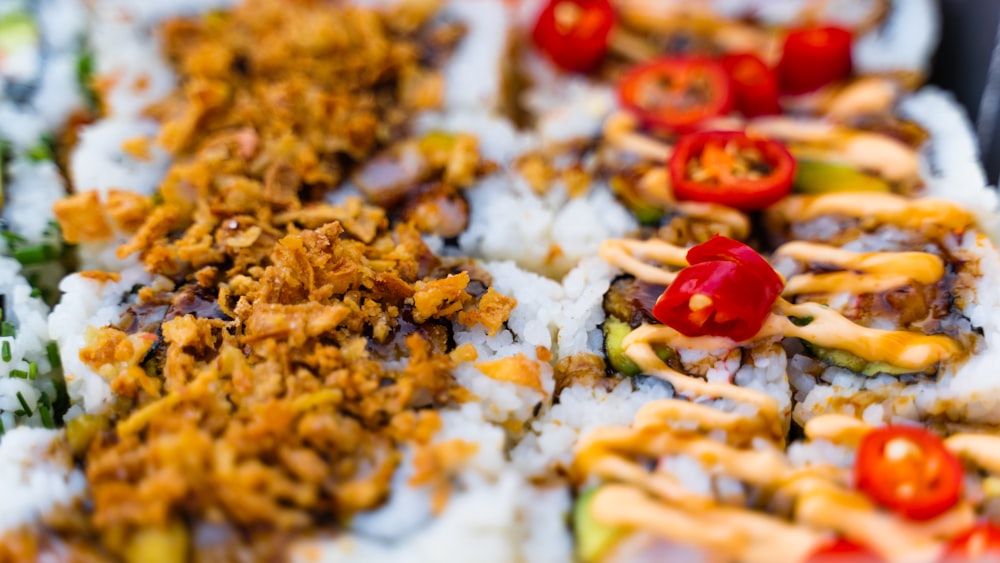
[932,0,1000,185]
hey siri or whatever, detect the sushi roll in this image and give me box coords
[2,0,573,560]
[568,399,1000,562]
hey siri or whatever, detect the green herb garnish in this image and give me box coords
[13,243,58,265]
[15,391,31,417]
[37,393,53,429]
[46,342,60,369]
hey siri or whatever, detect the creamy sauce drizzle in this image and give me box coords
[775,241,945,296]
[769,192,975,231]
[745,119,919,183]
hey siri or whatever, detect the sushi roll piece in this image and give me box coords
[568,400,1000,562]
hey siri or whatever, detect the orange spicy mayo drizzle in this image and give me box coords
[774,241,946,297]
[768,192,976,232]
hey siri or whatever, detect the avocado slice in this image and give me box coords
[793,160,891,195]
[575,487,628,563]
[604,317,641,376]
[803,341,923,377]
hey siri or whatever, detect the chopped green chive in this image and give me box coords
[15,391,32,417]
[47,343,61,369]
[0,417,5,435]
[27,361,36,380]
[1,341,9,362]
[9,369,27,379]
[1,322,15,337]
[13,243,58,265]
[26,138,54,162]
[30,287,41,299]
[37,393,53,429]
[52,378,69,425]
[46,342,61,369]
[0,230,26,250]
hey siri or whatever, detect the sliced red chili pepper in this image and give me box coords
[668,130,795,211]
[778,25,853,95]
[652,235,783,342]
[940,522,1000,562]
[802,538,885,563]
[854,425,964,521]
[618,57,733,133]
[721,53,781,118]
[531,0,615,73]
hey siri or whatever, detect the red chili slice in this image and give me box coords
[721,53,781,117]
[668,130,795,211]
[618,57,733,133]
[940,522,1000,562]
[531,0,615,73]
[778,25,853,95]
[652,235,783,342]
[802,538,885,563]
[854,425,964,521]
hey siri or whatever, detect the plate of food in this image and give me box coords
[1,0,997,562]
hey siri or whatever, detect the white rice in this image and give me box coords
[512,378,673,476]
[0,427,85,534]
[48,264,166,417]
[0,257,59,433]
[458,175,637,279]
[448,260,563,426]
[1,157,66,244]
[0,0,87,148]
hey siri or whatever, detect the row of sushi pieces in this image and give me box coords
[516,0,1000,561]
[1,0,1000,561]
[0,0,93,437]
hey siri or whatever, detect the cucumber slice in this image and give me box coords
[604,317,641,376]
[575,487,627,563]
[793,160,891,195]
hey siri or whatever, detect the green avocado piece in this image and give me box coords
[575,487,627,563]
[0,12,37,55]
[604,317,640,376]
[793,160,891,195]
[804,341,921,376]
